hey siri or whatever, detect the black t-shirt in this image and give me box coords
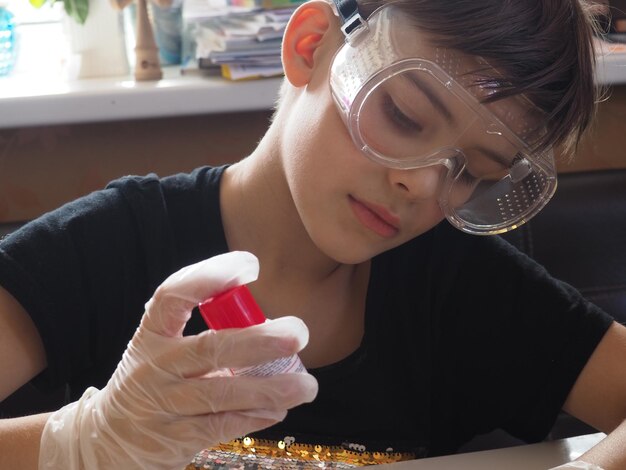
[0,166,613,457]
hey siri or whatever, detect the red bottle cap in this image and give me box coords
[198,285,266,330]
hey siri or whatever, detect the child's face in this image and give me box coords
[279,41,447,264]
[327,3,557,236]
[277,1,554,263]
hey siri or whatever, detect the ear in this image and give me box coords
[282,1,337,87]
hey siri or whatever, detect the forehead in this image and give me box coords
[366,4,547,145]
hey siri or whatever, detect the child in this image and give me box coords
[1,0,624,469]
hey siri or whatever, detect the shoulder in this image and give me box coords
[102,163,230,263]
[422,225,613,449]
[105,165,226,205]
[379,221,532,288]
[100,165,226,228]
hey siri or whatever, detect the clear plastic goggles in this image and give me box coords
[329,2,557,235]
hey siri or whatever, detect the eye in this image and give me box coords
[459,148,514,187]
[382,94,423,133]
[456,168,478,187]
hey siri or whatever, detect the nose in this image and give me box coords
[387,164,447,202]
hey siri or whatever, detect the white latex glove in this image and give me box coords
[549,461,604,469]
[39,251,318,470]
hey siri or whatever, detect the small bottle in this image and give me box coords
[198,285,306,376]
[0,5,17,77]
[150,0,182,65]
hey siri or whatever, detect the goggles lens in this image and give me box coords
[448,151,555,232]
[329,3,557,235]
[357,67,479,164]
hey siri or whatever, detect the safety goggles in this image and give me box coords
[328,0,557,235]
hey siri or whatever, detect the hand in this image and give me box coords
[39,251,318,469]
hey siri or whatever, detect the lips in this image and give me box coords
[348,195,400,238]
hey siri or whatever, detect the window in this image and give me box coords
[4,1,67,76]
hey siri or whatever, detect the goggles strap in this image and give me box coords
[332,0,365,38]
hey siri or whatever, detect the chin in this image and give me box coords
[330,251,373,265]
[315,234,395,265]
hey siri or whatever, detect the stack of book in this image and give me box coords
[182,0,303,80]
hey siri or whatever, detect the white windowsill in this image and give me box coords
[0,41,624,129]
[0,66,283,129]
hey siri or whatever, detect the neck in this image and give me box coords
[219,121,369,367]
[220,127,352,286]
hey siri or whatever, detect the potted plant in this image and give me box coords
[30,0,129,78]
[29,0,88,24]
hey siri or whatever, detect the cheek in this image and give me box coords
[405,205,446,237]
[283,102,361,193]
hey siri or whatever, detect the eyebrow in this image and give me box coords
[401,72,514,169]
[403,72,455,124]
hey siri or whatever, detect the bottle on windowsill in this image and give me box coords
[0,4,17,77]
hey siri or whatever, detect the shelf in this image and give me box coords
[0,66,283,129]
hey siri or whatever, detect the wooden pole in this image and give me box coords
[133,0,162,80]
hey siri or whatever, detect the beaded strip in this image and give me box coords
[185,437,416,469]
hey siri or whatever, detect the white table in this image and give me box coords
[377,433,605,470]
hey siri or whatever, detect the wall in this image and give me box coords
[555,85,626,172]
[0,110,272,223]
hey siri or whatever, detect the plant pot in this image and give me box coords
[63,1,129,79]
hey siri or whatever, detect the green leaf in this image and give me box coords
[62,0,89,25]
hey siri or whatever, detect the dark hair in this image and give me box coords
[358,0,605,155]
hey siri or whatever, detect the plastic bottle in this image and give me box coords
[151,0,182,65]
[0,5,17,77]
[198,285,306,376]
